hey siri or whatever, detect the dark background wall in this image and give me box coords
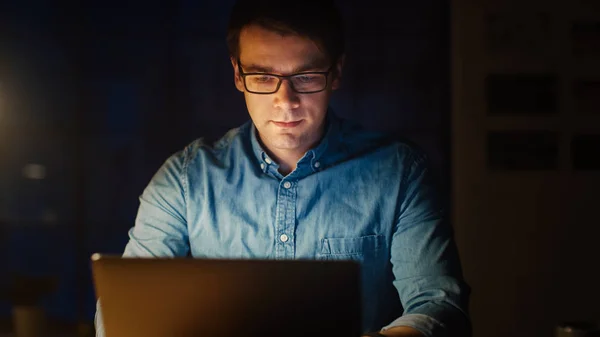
[0,0,450,328]
[452,1,600,337]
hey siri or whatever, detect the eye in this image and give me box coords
[251,75,277,84]
[295,75,317,83]
[252,75,274,83]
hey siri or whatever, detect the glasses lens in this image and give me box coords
[290,74,327,93]
[244,73,328,93]
[245,75,279,93]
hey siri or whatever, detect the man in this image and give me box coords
[95,0,470,336]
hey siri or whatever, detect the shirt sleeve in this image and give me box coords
[95,149,191,337]
[382,150,471,337]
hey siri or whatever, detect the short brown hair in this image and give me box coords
[226,0,345,64]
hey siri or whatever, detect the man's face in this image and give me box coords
[232,24,343,154]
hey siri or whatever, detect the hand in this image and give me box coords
[362,326,424,337]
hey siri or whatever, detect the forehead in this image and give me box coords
[238,24,329,72]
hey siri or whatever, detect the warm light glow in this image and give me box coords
[0,81,4,124]
[22,163,46,180]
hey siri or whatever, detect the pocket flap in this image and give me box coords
[321,235,385,255]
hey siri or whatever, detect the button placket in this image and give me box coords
[274,179,296,259]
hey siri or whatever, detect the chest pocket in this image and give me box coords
[319,235,385,261]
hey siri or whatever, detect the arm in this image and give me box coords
[122,150,190,258]
[95,150,191,337]
[381,151,471,337]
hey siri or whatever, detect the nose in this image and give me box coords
[273,79,300,110]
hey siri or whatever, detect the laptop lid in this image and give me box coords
[91,254,361,337]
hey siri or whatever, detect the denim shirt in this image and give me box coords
[95,111,470,337]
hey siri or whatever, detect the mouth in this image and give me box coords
[272,120,303,128]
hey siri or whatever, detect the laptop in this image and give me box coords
[91,254,362,337]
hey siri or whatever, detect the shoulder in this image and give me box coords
[335,116,428,167]
[171,121,252,168]
[151,122,251,194]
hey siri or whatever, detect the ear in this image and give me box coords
[330,54,345,90]
[231,57,245,93]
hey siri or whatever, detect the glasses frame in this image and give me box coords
[237,63,334,94]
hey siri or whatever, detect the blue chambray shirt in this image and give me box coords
[95,111,470,337]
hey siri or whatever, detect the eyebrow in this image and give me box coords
[242,58,330,74]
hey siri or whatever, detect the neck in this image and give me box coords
[267,148,306,176]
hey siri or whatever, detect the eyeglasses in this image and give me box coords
[238,63,333,94]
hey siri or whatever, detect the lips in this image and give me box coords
[272,120,302,128]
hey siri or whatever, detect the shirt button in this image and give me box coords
[260,163,265,170]
[265,157,272,164]
[280,234,289,242]
[314,161,321,168]
[283,181,292,189]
